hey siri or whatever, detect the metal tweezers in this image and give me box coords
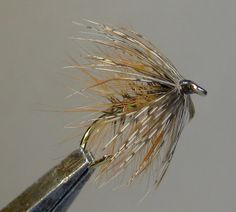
[1,147,95,212]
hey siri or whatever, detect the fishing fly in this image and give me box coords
[65,20,207,189]
[2,20,207,211]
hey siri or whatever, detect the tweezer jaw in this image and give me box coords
[2,147,94,212]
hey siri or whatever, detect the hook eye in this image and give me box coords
[180,80,207,96]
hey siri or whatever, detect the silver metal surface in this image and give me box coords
[180,79,207,96]
[1,147,94,212]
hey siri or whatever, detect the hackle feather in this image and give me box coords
[64,20,197,188]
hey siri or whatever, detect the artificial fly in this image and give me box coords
[1,20,208,212]
[65,20,207,189]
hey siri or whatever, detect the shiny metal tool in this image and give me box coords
[1,118,112,212]
[1,147,95,212]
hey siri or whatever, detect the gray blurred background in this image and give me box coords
[0,0,235,211]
